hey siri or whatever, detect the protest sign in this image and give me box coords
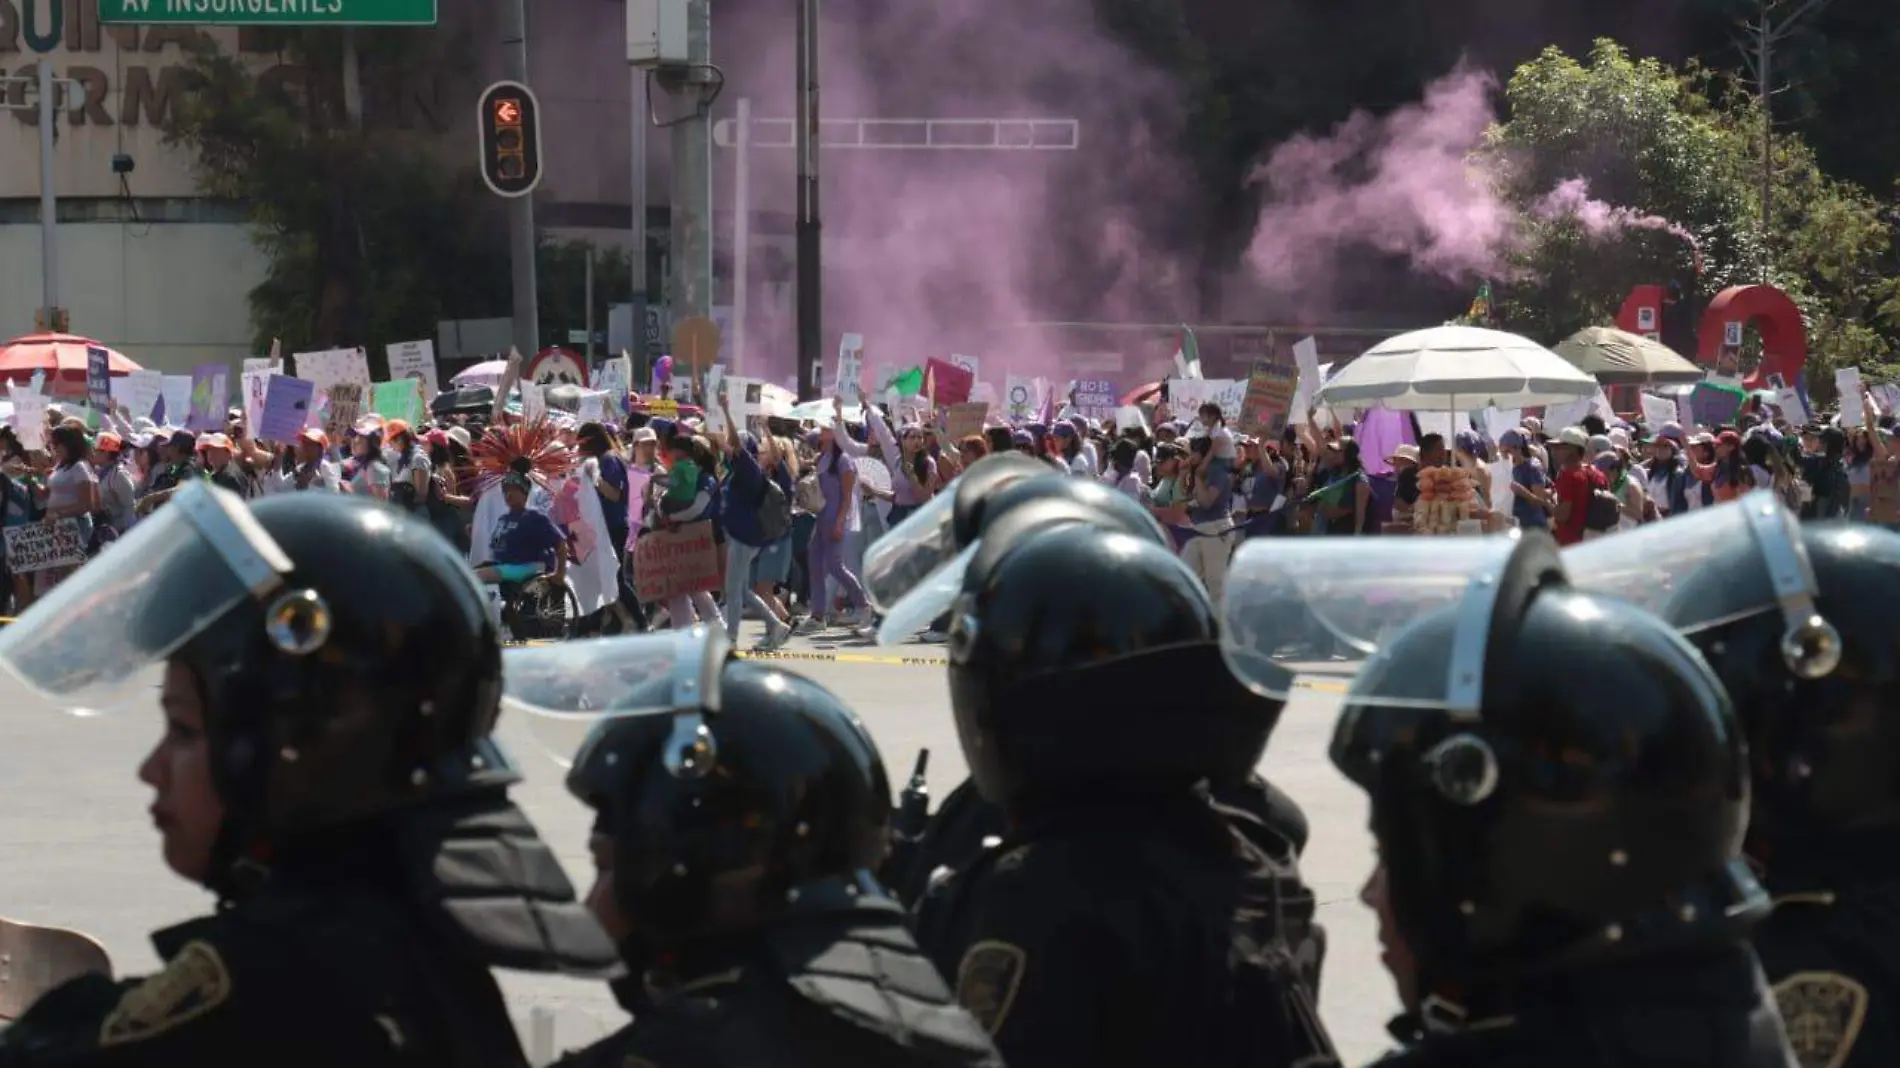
[371,379,424,426]
[1689,381,1745,429]
[5,520,88,574]
[157,376,192,427]
[187,364,229,431]
[115,370,163,422]
[1639,393,1675,432]
[386,340,440,399]
[7,385,46,451]
[85,346,111,414]
[944,401,989,440]
[1169,378,1246,424]
[833,334,865,404]
[241,366,272,431]
[923,358,974,406]
[1240,365,1298,436]
[1004,375,1042,421]
[1071,379,1119,420]
[633,521,721,601]
[258,376,315,441]
[323,382,364,442]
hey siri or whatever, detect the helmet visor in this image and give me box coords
[504,626,729,769]
[1221,535,1522,705]
[0,481,291,713]
[860,486,959,612]
[1564,492,1809,635]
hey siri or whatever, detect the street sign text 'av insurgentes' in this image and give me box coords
[99,0,439,26]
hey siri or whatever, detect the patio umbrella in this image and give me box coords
[0,334,142,397]
[450,359,509,388]
[1316,325,1598,411]
[1553,326,1704,386]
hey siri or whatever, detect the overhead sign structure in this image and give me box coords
[99,0,438,25]
[478,80,543,199]
[713,117,1082,151]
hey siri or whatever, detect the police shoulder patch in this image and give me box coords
[955,940,1027,1036]
[98,941,233,1048]
[1774,970,1869,1068]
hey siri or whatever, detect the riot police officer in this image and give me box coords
[1571,494,1900,1068]
[1222,530,1794,1066]
[502,626,1001,1068]
[865,455,1335,1068]
[0,484,617,1067]
[867,456,1326,993]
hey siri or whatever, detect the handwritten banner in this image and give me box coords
[4,520,88,574]
[633,521,721,602]
[1240,365,1298,436]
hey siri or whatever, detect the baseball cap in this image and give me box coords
[1555,427,1590,450]
[95,432,124,453]
[196,432,234,452]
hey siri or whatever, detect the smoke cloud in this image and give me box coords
[723,0,1201,383]
[1238,65,1700,309]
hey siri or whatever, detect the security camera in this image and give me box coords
[111,153,135,175]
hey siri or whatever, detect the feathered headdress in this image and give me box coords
[469,417,578,495]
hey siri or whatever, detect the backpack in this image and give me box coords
[1585,470,1622,532]
[756,472,793,542]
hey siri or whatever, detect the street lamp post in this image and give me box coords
[1,65,82,334]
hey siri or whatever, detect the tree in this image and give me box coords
[164,28,509,369]
[1483,39,1900,387]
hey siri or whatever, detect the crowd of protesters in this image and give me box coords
[0,375,1885,643]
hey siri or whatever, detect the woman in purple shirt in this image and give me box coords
[802,424,871,630]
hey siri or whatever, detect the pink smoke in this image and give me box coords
[718,1,1201,382]
[1532,177,1704,270]
[1241,67,1515,300]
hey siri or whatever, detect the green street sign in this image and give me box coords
[99,0,438,26]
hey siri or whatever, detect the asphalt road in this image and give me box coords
[0,624,1396,1065]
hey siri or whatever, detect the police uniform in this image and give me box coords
[862,457,1337,1068]
[0,487,617,1067]
[506,628,1001,1068]
[1581,509,1900,1068]
[1222,528,1796,1068]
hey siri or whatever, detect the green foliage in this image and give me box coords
[1483,39,1900,387]
[163,29,507,370]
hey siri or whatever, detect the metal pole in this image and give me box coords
[794,0,822,400]
[1758,12,1773,283]
[38,60,58,329]
[505,0,541,355]
[734,96,751,376]
[584,243,596,364]
[342,29,363,128]
[630,65,651,379]
[668,0,714,341]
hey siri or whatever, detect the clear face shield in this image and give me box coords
[858,489,974,647]
[1564,491,1841,679]
[503,625,732,778]
[0,481,312,714]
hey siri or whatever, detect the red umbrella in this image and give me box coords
[0,334,143,398]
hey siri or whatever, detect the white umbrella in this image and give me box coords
[450,359,509,389]
[1317,325,1599,411]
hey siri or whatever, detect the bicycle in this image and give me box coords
[482,570,582,642]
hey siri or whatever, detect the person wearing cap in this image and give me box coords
[288,428,341,493]
[474,472,567,588]
[1493,429,1548,532]
[1387,443,1422,528]
[1641,422,1699,518]
[92,431,139,537]
[196,432,254,498]
[343,422,392,501]
[380,419,433,518]
[1548,426,1606,547]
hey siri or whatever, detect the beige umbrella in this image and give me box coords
[1554,326,1704,386]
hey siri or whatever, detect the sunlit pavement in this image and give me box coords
[0,622,1393,1065]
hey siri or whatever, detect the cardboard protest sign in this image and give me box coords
[4,520,88,573]
[1240,365,1298,436]
[1004,376,1042,421]
[633,521,721,601]
[944,402,989,440]
[323,382,364,442]
[114,370,163,422]
[157,376,192,427]
[1689,381,1745,429]
[85,346,111,414]
[258,376,315,442]
[7,385,46,451]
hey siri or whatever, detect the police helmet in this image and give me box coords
[0,485,513,881]
[1578,500,1900,851]
[505,628,893,948]
[1226,532,1762,1016]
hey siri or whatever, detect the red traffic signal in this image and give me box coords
[478,80,542,198]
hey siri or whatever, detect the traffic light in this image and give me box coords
[478,80,543,198]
